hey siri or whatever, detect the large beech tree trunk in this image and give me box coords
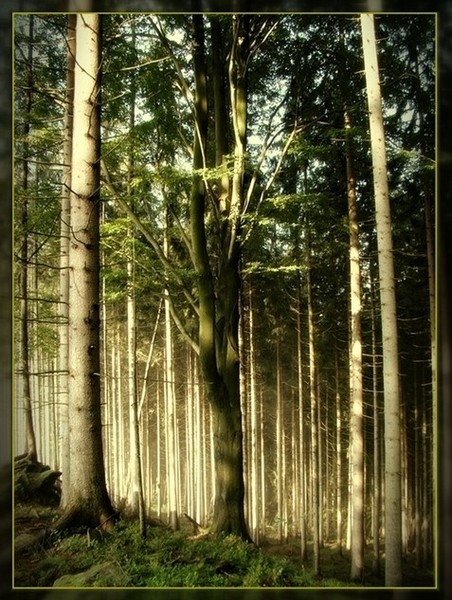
[56,13,114,531]
[190,15,250,541]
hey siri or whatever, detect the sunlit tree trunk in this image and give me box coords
[156,375,162,521]
[335,347,343,555]
[370,273,381,576]
[361,13,402,586]
[59,14,76,505]
[345,107,365,582]
[163,209,180,530]
[191,15,250,540]
[126,29,146,534]
[318,380,323,548]
[307,250,320,575]
[56,13,114,531]
[248,287,260,544]
[297,278,307,560]
[276,333,283,543]
[259,387,266,537]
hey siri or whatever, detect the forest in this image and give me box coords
[13,10,435,589]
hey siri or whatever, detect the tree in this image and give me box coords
[56,13,115,531]
[17,15,38,464]
[189,14,251,540]
[361,13,402,586]
[59,12,76,509]
[345,106,365,583]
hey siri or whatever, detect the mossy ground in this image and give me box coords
[14,503,435,588]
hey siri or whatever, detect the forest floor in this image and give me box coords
[14,500,435,589]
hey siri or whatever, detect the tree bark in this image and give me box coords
[56,13,114,532]
[190,14,250,541]
[361,13,402,586]
[297,278,307,561]
[307,250,320,575]
[126,29,146,534]
[18,15,38,465]
[345,108,365,583]
[370,273,381,576]
[59,14,76,507]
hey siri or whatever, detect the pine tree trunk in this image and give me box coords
[276,334,283,543]
[335,348,343,555]
[19,15,38,464]
[248,288,260,544]
[307,254,320,575]
[59,13,76,508]
[164,283,180,531]
[345,107,365,582]
[297,280,307,560]
[56,13,114,531]
[370,275,381,576]
[126,39,146,534]
[361,13,402,586]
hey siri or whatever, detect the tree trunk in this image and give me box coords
[190,14,250,541]
[163,282,180,530]
[297,278,307,561]
[361,13,402,586]
[19,15,38,464]
[248,287,260,544]
[56,13,114,531]
[59,14,76,507]
[276,333,283,543]
[345,107,365,582]
[307,252,320,575]
[370,273,381,576]
[126,35,146,534]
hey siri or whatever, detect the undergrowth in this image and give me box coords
[16,520,306,587]
[14,519,435,588]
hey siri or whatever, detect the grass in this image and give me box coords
[14,510,435,589]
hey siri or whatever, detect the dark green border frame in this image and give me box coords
[1,2,450,599]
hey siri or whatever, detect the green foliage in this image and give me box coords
[16,521,298,588]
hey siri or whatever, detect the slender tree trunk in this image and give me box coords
[335,348,343,555]
[248,288,260,544]
[345,107,365,582]
[19,15,38,464]
[56,13,114,531]
[414,385,421,567]
[317,380,323,548]
[370,274,381,576]
[163,281,180,531]
[297,278,307,560]
[307,253,320,575]
[259,387,266,537]
[126,34,146,534]
[276,333,283,543]
[156,375,162,521]
[361,13,402,586]
[59,14,76,506]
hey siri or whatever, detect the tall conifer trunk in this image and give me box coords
[361,13,402,586]
[345,107,365,582]
[19,16,38,464]
[56,13,114,531]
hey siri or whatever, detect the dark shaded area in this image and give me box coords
[1,0,450,599]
